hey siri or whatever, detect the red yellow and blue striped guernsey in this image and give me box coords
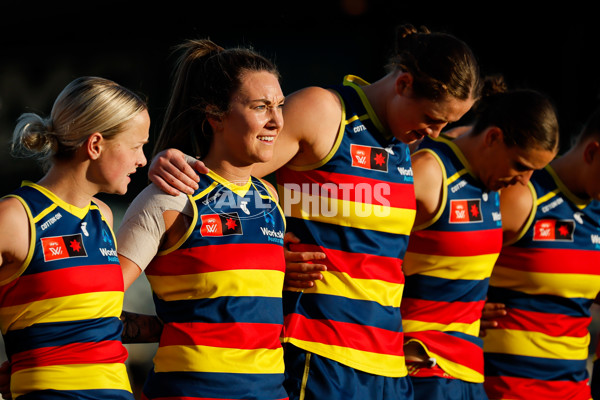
[401,135,503,383]
[484,165,600,400]
[0,181,133,399]
[277,75,416,378]
[141,171,288,400]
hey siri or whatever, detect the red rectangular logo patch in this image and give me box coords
[533,219,575,241]
[200,213,243,237]
[449,199,483,223]
[350,144,388,172]
[41,234,87,262]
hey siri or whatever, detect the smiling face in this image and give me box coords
[97,109,150,194]
[208,70,284,169]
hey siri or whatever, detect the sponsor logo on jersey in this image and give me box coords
[350,144,388,172]
[40,212,62,231]
[449,199,483,223]
[533,219,575,241]
[41,233,88,262]
[200,212,243,237]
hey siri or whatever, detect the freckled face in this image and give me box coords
[98,110,150,194]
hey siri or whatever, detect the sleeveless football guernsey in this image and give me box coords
[401,136,503,383]
[141,171,288,400]
[484,165,600,400]
[0,181,132,399]
[277,75,416,377]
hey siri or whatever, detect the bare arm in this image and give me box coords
[0,197,30,282]
[411,150,444,229]
[120,310,163,344]
[499,182,534,245]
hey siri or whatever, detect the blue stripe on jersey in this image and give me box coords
[4,317,122,356]
[484,352,588,381]
[487,286,592,317]
[283,291,402,332]
[287,218,410,259]
[143,370,287,400]
[154,295,284,325]
[444,331,483,349]
[404,275,490,303]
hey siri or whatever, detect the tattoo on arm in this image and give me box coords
[120,311,163,344]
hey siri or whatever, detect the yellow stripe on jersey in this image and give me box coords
[402,319,480,338]
[286,338,407,378]
[403,252,499,280]
[11,363,132,398]
[281,186,416,234]
[490,265,600,299]
[0,292,123,331]
[299,270,403,307]
[483,329,590,360]
[153,345,284,374]
[147,270,285,301]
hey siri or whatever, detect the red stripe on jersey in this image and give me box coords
[277,168,415,209]
[0,264,123,307]
[160,322,283,349]
[484,375,591,400]
[406,229,503,257]
[147,243,285,276]
[498,246,600,274]
[288,243,404,283]
[405,330,482,372]
[10,340,127,372]
[283,313,404,356]
[496,307,591,338]
[401,298,485,325]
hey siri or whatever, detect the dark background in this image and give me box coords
[2,1,600,397]
[2,1,600,203]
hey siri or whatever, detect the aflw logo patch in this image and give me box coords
[533,219,575,241]
[350,144,388,172]
[200,213,243,237]
[41,233,88,262]
[449,199,483,223]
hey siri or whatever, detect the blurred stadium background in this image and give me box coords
[2,1,600,398]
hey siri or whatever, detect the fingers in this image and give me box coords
[481,302,507,320]
[284,271,324,289]
[148,149,201,195]
[191,160,210,175]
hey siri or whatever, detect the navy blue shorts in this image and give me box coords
[411,376,487,400]
[283,343,413,400]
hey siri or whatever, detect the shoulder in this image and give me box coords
[121,184,191,226]
[0,196,31,271]
[500,182,534,244]
[411,149,445,227]
[92,197,114,227]
[0,196,29,225]
[258,179,279,202]
[412,149,444,184]
[284,86,342,129]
